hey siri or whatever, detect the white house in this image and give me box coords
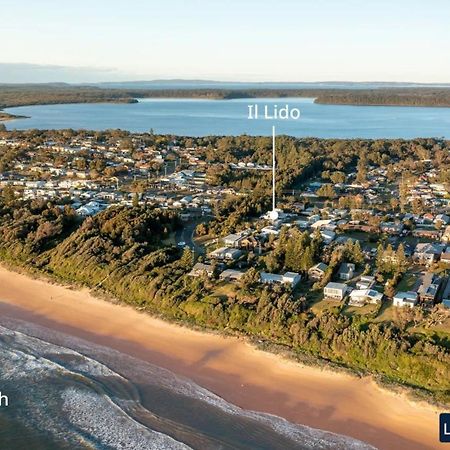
[222,230,251,248]
[310,219,333,230]
[356,275,376,290]
[393,291,418,308]
[219,269,245,281]
[324,282,347,301]
[209,247,242,261]
[76,206,98,217]
[349,289,383,307]
[260,271,301,288]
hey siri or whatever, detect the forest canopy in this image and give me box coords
[1,84,450,110]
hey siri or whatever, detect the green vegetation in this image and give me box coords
[1,84,450,114]
[0,197,449,404]
[2,128,450,404]
[196,135,450,235]
[0,84,139,109]
[314,88,450,107]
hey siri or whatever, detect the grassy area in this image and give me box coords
[374,300,397,323]
[311,300,341,314]
[343,303,378,316]
[212,281,237,298]
[396,272,418,291]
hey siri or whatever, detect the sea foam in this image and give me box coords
[0,316,377,450]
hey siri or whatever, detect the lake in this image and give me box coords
[5,97,450,138]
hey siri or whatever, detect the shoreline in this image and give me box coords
[0,264,444,450]
[0,111,28,122]
[0,261,443,407]
[3,96,450,111]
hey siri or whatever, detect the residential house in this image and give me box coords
[260,271,301,288]
[393,291,418,308]
[76,201,103,217]
[310,219,334,230]
[295,219,309,229]
[324,282,347,301]
[341,222,379,233]
[188,263,215,278]
[380,222,404,235]
[356,275,376,290]
[308,262,328,281]
[222,230,251,248]
[412,227,441,240]
[440,278,450,309]
[239,234,259,250]
[413,243,446,265]
[441,252,450,265]
[348,289,383,307]
[435,214,450,225]
[319,229,336,244]
[219,269,245,281]
[417,273,442,305]
[261,226,280,236]
[209,247,242,261]
[338,263,355,281]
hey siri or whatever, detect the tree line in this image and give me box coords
[0,198,449,404]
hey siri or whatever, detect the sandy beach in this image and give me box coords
[0,265,444,450]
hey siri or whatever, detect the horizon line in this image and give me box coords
[1,79,450,87]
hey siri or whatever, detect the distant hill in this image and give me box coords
[1,82,450,111]
[93,80,450,91]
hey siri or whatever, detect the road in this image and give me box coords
[175,218,207,254]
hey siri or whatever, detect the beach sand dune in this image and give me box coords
[0,266,444,450]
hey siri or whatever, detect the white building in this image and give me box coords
[324,282,347,301]
[219,269,245,281]
[260,271,301,288]
[349,289,383,307]
[356,275,376,290]
[209,247,242,261]
[222,230,251,248]
[393,291,418,308]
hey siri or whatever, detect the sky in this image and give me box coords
[1,0,449,83]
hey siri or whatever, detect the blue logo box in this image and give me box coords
[440,414,450,442]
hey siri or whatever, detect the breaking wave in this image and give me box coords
[0,316,377,449]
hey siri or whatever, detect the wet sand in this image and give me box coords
[0,266,444,450]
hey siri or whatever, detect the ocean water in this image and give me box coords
[4,97,450,138]
[0,316,376,450]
